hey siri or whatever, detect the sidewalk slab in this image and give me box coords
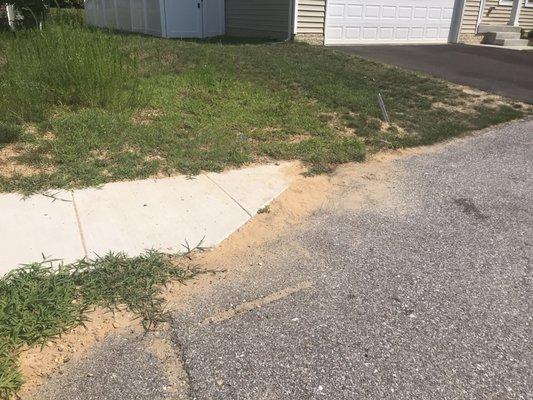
[205,163,293,215]
[0,163,297,275]
[73,175,251,257]
[0,191,85,275]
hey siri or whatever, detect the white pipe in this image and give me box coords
[6,4,15,29]
[293,0,298,35]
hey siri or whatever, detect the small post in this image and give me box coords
[377,93,390,124]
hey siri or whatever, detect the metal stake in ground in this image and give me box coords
[377,93,390,123]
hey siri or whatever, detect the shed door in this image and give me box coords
[164,0,202,38]
[202,0,225,37]
[325,0,456,45]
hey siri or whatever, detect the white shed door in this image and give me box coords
[164,0,202,38]
[164,0,224,38]
[325,0,456,45]
[202,0,225,37]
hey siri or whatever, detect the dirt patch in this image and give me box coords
[17,307,142,398]
[288,134,313,143]
[167,137,473,284]
[444,83,532,113]
[432,96,510,114]
[0,144,46,178]
[131,108,164,125]
[87,148,109,161]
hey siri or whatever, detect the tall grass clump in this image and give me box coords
[0,21,139,122]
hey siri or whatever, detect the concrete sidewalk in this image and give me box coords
[0,163,295,275]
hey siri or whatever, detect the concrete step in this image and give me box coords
[492,38,530,46]
[478,24,522,34]
[483,31,522,44]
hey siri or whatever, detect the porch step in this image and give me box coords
[483,31,522,42]
[492,38,530,46]
[478,24,522,34]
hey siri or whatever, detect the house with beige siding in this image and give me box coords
[84,0,532,47]
[290,0,532,46]
[224,0,532,47]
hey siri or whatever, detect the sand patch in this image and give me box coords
[442,83,532,114]
[0,144,48,178]
[17,307,142,398]
[144,332,190,396]
[131,108,164,125]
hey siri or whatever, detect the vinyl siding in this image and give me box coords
[519,2,533,29]
[461,0,533,35]
[459,0,482,36]
[225,0,291,39]
[297,0,326,34]
[482,0,533,29]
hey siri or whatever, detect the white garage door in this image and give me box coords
[325,0,456,45]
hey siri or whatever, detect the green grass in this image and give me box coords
[0,251,201,399]
[0,11,528,193]
[0,21,138,122]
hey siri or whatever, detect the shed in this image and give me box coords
[83,0,295,39]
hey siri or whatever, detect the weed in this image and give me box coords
[0,123,22,145]
[257,205,271,214]
[0,22,138,123]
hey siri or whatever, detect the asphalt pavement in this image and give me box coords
[333,44,533,103]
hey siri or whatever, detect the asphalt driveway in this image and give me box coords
[333,44,533,103]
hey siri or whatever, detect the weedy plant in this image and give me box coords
[0,123,22,144]
[0,16,139,123]
[0,251,202,399]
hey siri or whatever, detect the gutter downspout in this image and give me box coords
[449,0,467,43]
[293,0,298,35]
[285,0,295,42]
[508,0,522,26]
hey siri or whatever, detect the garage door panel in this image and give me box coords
[326,25,452,43]
[325,0,456,45]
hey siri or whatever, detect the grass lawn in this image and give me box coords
[0,11,529,194]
